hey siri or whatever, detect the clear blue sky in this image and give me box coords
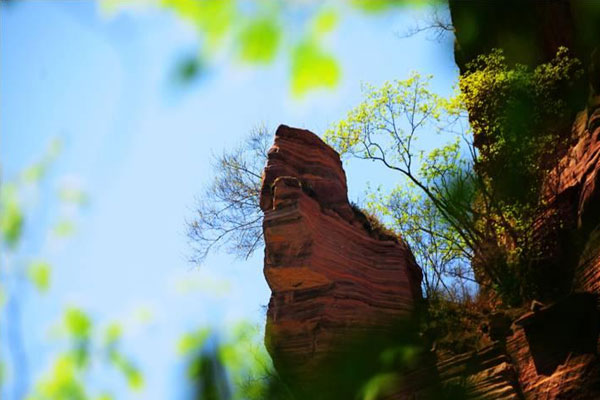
[1,1,458,398]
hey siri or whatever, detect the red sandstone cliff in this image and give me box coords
[259,125,422,395]
[259,118,600,399]
[259,3,600,398]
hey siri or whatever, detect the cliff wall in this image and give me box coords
[260,125,422,397]
[259,2,600,398]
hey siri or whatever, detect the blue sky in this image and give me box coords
[1,1,458,398]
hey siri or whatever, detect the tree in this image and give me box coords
[189,48,583,304]
[324,72,480,300]
[325,47,584,305]
[368,184,476,301]
[188,126,270,264]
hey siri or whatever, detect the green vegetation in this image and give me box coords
[0,144,142,400]
[101,0,445,96]
[459,47,584,304]
[324,72,477,301]
[325,47,583,306]
[178,323,292,400]
[28,308,142,400]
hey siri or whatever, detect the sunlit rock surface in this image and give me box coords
[258,3,600,396]
[259,125,423,388]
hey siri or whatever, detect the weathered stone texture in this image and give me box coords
[260,125,422,386]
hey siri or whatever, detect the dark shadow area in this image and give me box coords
[516,293,599,376]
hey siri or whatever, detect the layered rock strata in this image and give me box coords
[446,1,600,398]
[259,125,422,391]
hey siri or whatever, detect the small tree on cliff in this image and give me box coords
[325,48,584,305]
[188,125,270,263]
[190,49,582,304]
[324,72,481,300]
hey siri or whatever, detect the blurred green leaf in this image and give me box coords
[53,220,76,237]
[104,323,122,345]
[313,9,338,34]
[174,56,204,85]
[22,163,47,184]
[125,367,144,390]
[178,328,210,355]
[64,308,92,340]
[291,40,340,96]
[0,184,24,248]
[351,0,428,13]
[28,260,52,292]
[34,355,88,400]
[238,17,281,63]
[109,350,144,390]
[360,373,400,400]
[163,0,234,51]
[21,139,62,184]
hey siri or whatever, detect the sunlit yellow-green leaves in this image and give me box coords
[65,308,92,340]
[238,17,281,63]
[359,373,400,400]
[109,351,144,390]
[28,261,52,292]
[163,0,234,51]
[32,355,88,400]
[351,0,427,13]
[291,40,340,96]
[21,139,62,184]
[325,72,441,158]
[104,323,123,345]
[313,9,338,34]
[177,328,210,355]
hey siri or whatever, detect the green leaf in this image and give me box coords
[104,323,122,345]
[64,308,92,340]
[28,261,52,292]
[109,350,144,390]
[291,40,340,96]
[34,355,88,400]
[22,162,46,184]
[0,185,24,249]
[359,373,400,400]
[177,328,210,355]
[313,9,338,34]
[238,17,281,63]
[125,367,144,390]
[163,0,234,51]
[351,0,410,13]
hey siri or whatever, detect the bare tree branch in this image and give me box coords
[188,125,271,264]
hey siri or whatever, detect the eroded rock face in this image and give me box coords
[447,2,600,398]
[257,4,600,397]
[260,125,422,391]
